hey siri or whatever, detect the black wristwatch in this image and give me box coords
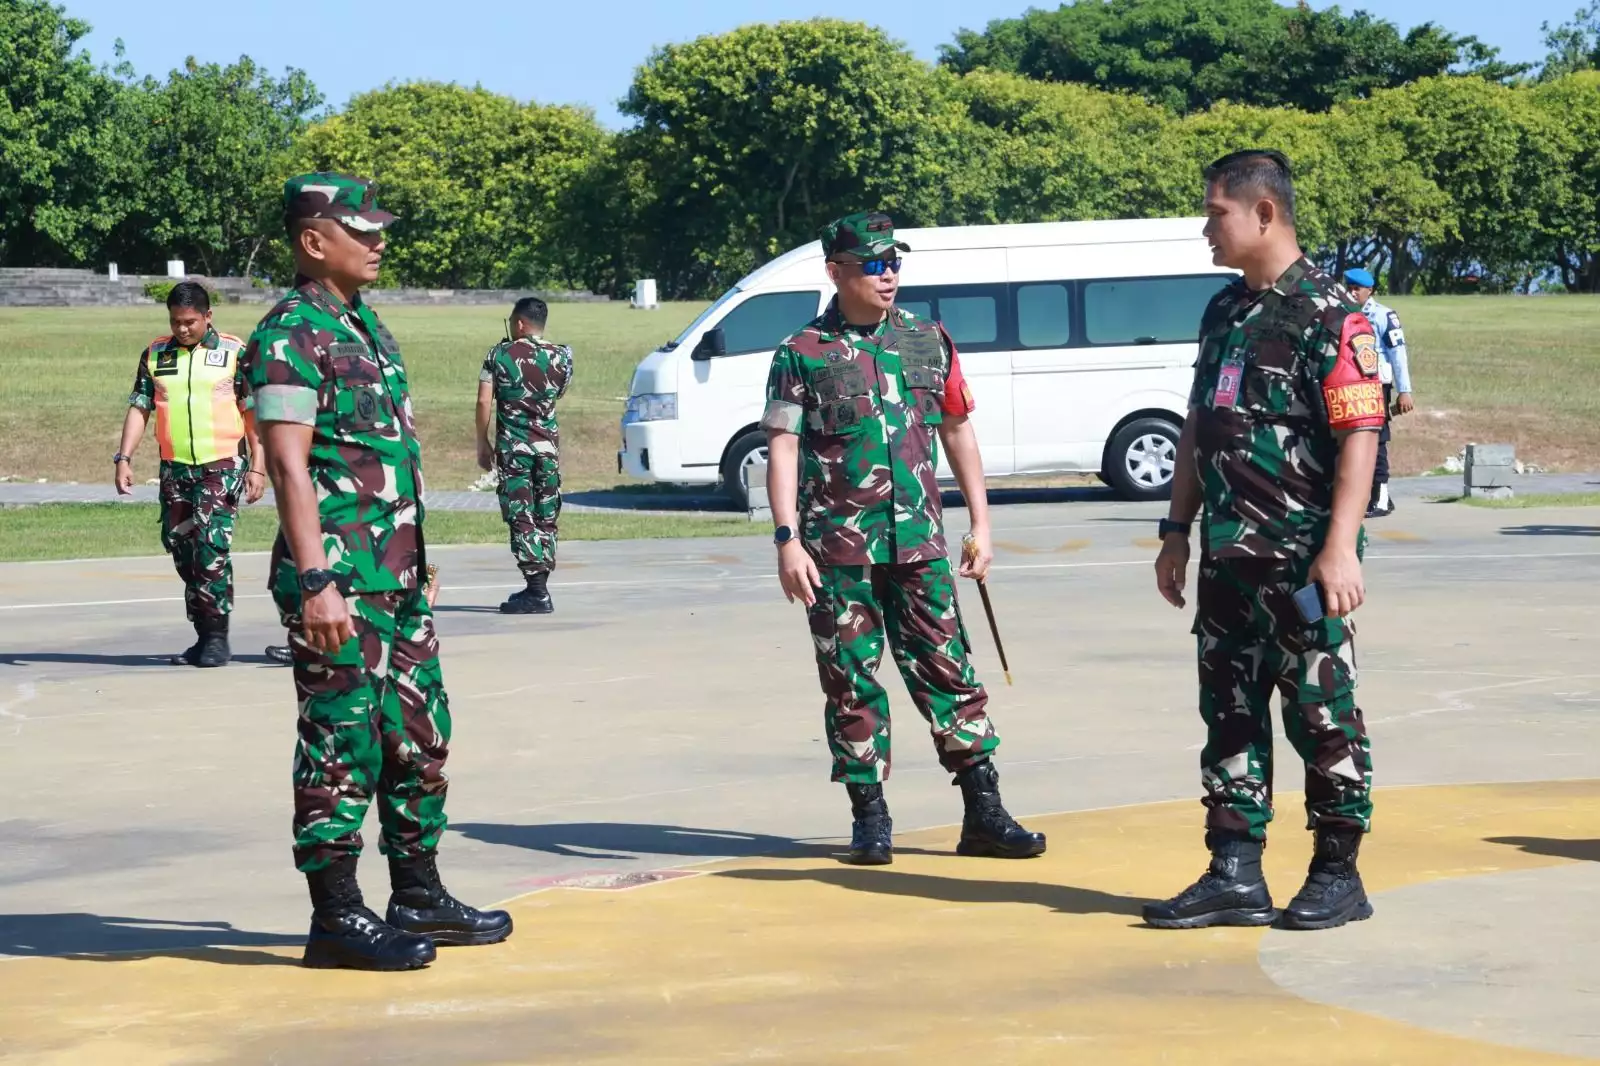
[299,568,337,595]
[1158,518,1192,539]
[112,452,131,464]
[773,524,796,546]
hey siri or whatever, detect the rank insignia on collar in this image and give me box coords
[1352,333,1380,378]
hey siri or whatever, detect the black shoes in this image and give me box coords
[843,783,893,865]
[1143,832,1278,929]
[1144,827,1375,930]
[264,644,293,665]
[302,858,436,971]
[385,853,514,947]
[953,760,1047,858]
[171,620,230,668]
[500,572,553,614]
[1279,827,1374,931]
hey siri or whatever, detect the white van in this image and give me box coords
[618,217,1235,508]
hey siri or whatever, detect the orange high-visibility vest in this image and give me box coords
[144,332,247,465]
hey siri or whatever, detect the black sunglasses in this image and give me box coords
[831,256,903,277]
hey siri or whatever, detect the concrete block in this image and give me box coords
[1467,485,1514,500]
[746,462,771,521]
[1465,443,1516,468]
[1467,464,1515,488]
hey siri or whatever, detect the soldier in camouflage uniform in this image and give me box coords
[1144,151,1384,933]
[762,211,1045,866]
[475,296,573,614]
[244,173,512,972]
[114,281,286,667]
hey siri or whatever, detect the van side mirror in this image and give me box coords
[691,327,727,361]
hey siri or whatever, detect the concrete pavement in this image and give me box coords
[1,493,1598,1063]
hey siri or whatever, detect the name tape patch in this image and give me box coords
[1324,380,1385,425]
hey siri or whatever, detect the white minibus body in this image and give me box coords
[619,217,1235,507]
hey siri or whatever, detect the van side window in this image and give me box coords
[1016,283,1072,348]
[718,291,822,354]
[1084,275,1232,345]
[896,284,1008,352]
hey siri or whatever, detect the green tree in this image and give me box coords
[940,0,1521,115]
[618,19,976,298]
[1530,72,1600,291]
[952,70,1192,224]
[110,56,322,278]
[295,82,607,288]
[0,0,131,266]
[1540,3,1600,79]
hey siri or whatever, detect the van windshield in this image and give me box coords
[663,286,742,351]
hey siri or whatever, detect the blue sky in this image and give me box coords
[67,0,1578,127]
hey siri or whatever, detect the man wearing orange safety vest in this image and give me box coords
[114,282,289,667]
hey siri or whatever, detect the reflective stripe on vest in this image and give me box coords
[146,334,246,465]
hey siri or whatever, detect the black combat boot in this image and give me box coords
[499,572,553,615]
[170,619,230,667]
[1279,827,1374,931]
[386,852,514,946]
[843,782,893,865]
[1142,831,1278,929]
[264,644,293,665]
[302,856,437,971]
[953,759,1047,858]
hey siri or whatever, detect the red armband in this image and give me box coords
[940,327,976,417]
[1322,315,1386,432]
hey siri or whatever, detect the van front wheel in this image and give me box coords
[1105,417,1180,501]
[722,430,770,511]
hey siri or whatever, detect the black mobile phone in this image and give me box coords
[1293,583,1325,624]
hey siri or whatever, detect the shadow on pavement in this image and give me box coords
[0,912,302,965]
[453,821,945,862]
[0,651,285,668]
[719,866,1149,916]
[1499,525,1600,537]
[1486,836,1600,863]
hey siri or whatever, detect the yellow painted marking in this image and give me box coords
[1133,536,1163,549]
[994,539,1091,556]
[2,781,1595,1064]
[1375,530,1426,542]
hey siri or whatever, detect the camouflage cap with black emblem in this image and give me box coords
[282,172,397,234]
[821,211,911,258]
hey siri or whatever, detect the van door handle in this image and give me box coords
[1134,336,1159,345]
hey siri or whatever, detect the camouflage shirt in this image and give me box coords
[242,276,426,592]
[1189,257,1386,561]
[762,299,975,567]
[479,336,573,461]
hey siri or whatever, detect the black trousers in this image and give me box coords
[1371,385,1393,502]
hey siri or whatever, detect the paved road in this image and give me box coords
[1,494,1597,1062]
[4,469,1598,514]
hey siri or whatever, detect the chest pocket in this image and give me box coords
[809,362,874,436]
[1237,332,1304,423]
[895,328,946,426]
[328,342,391,432]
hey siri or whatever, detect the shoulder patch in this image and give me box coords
[1351,331,1380,378]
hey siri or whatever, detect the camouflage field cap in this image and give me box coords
[282,172,396,233]
[822,211,911,258]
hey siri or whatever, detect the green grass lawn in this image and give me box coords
[0,300,706,495]
[1443,492,1600,509]
[0,502,764,563]
[1382,294,1600,475]
[3,294,1599,494]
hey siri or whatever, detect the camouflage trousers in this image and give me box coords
[272,580,452,873]
[498,454,561,577]
[1193,555,1373,841]
[158,458,244,626]
[807,557,999,783]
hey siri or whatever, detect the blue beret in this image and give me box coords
[1343,268,1375,288]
